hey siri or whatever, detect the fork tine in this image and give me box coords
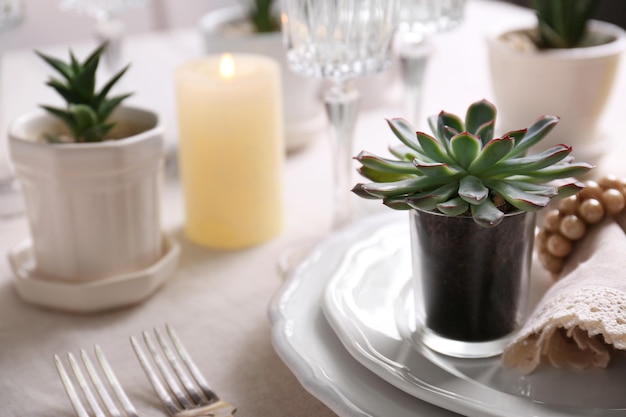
[135,326,237,417]
[80,349,121,417]
[142,330,195,409]
[95,345,139,417]
[165,324,219,402]
[130,335,181,416]
[154,327,206,405]
[54,354,91,417]
[67,352,107,417]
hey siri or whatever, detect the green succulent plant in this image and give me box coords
[36,42,132,143]
[248,0,280,33]
[531,0,600,48]
[352,99,593,228]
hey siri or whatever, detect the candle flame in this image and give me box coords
[220,53,235,79]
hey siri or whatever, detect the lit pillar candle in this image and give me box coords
[175,53,284,249]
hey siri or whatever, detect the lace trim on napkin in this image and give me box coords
[503,215,626,373]
[503,285,626,373]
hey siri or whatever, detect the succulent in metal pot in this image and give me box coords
[352,99,593,227]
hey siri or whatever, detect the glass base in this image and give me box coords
[416,325,514,359]
[0,176,24,219]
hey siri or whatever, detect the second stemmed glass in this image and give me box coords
[281,0,399,229]
[396,0,466,125]
[59,0,151,72]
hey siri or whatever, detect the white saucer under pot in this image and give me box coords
[8,234,180,313]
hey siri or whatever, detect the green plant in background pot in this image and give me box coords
[35,42,131,143]
[8,42,177,313]
[531,0,601,48]
[487,0,626,163]
[247,0,280,33]
[353,99,593,358]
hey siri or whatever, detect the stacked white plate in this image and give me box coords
[269,211,626,417]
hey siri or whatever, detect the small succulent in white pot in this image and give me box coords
[35,42,132,143]
[487,0,626,162]
[353,99,593,357]
[9,43,168,302]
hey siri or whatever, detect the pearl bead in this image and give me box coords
[536,175,626,275]
[578,181,603,201]
[558,195,579,215]
[543,209,561,232]
[602,189,625,214]
[598,175,623,191]
[546,233,572,257]
[578,198,604,224]
[559,214,586,240]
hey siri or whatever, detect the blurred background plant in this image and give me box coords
[36,42,132,143]
[1,1,625,52]
[504,0,626,43]
[531,0,601,48]
[247,0,279,33]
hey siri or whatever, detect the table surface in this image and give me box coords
[2,1,626,416]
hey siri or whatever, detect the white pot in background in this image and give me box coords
[199,5,326,153]
[487,21,626,161]
[9,106,165,283]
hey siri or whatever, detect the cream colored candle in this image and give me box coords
[175,53,284,249]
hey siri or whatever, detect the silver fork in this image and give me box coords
[130,324,236,417]
[54,345,139,417]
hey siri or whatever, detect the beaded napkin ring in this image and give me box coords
[537,175,626,277]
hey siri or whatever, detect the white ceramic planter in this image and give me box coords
[487,21,626,160]
[9,106,164,283]
[199,5,326,153]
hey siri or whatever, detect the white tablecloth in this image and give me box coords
[2,1,625,416]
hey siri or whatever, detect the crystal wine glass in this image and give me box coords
[396,0,466,125]
[281,0,400,229]
[59,0,151,72]
[0,0,24,219]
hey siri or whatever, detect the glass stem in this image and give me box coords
[324,80,360,229]
[398,40,432,126]
[94,13,124,74]
[0,54,24,219]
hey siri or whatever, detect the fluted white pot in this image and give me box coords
[9,106,164,283]
[487,20,626,161]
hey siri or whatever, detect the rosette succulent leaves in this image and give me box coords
[352,99,593,228]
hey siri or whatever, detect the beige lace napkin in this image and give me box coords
[503,212,626,373]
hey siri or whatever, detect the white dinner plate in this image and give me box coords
[269,211,460,417]
[322,214,626,417]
